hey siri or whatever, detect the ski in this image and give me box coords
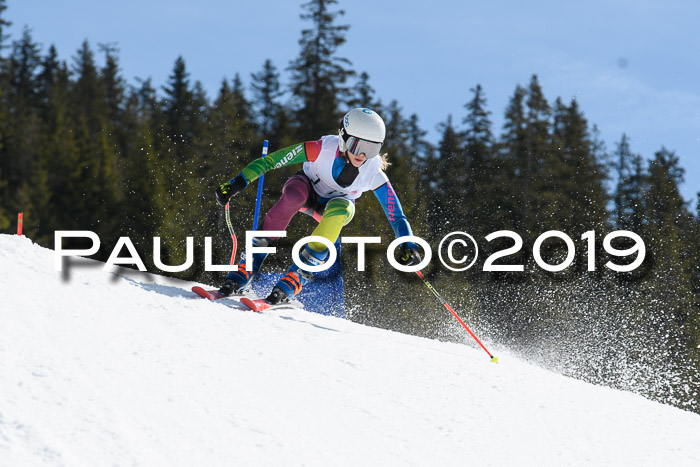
[239,297,268,312]
[191,286,243,301]
[239,297,303,313]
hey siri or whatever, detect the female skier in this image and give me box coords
[215,107,421,304]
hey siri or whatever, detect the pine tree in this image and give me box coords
[207,75,259,182]
[692,194,700,307]
[162,56,195,160]
[523,75,553,235]
[159,62,213,276]
[191,80,208,132]
[134,76,166,146]
[0,0,9,51]
[407,113,430,161]
[382,101,422,218]
[645,148,688,226]
[462,84,494,235]
[71,40,107,128]
[407,113,432,191]
[36,45,59,106]
[0,0,9,230]
[432,114,463,234]
[464,85,492,155]
[251,59,284,138]
[97,41,128,216]
[115,81,166,270]
[3,27,42,192]
[69,40,120,242]
[98,42,124,125]
[689,195,700,355]
[550,98,609,234]
[36,46,79,236]
[8,26,41,108]
[347,71,377,109]
[499,84,528,233]
[229,74,258,155]
[288,0,351,138]
[209,78,236,168]
[0,182,8,231]
[642,148,695,365]
[612,134,646,231]
[0,27,44,235]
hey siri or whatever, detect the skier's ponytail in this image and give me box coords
[380,153,390,170]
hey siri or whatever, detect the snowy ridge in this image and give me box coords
[1,234,699,466]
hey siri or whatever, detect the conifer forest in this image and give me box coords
[0,1,698,412]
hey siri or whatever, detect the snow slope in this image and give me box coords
[1,233,699,467]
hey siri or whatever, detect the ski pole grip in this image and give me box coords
[17,212,23,236]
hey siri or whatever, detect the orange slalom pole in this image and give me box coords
[415,270,498,363]
[17,212,23,236]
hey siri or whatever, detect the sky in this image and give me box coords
[6,0,700,210]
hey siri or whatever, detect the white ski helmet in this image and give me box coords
[339,108,386,158]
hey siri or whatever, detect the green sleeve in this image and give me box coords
[239,143,308,184]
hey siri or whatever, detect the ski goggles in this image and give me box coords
[344,135,383,159]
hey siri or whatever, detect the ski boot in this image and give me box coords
[218,237,272,297]
[265,286,291,305]
[266,244,329,304]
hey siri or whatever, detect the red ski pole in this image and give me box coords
[17,212,23,236]
[224,202,237,266]
[415,270,498,363]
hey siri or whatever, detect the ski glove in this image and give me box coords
[399,245,422,267]
[216,176,247,206]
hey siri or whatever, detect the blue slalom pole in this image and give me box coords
[252,140,268,230]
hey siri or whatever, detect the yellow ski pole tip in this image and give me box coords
[490,356,499,363]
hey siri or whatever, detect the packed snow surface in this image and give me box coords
[1,234,699,466]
